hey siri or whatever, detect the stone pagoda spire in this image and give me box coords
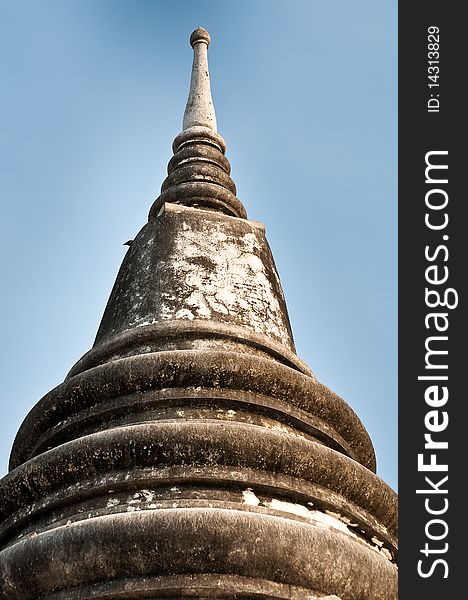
[0,29,397,600]
[183,28,217,131]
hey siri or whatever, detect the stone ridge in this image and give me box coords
[150,128,247,219]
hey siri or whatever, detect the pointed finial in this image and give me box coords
[183,27,217,132]
[148,28,247,221]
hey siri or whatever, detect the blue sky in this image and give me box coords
[0,0,397,489]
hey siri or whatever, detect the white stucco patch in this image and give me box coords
[159,217,292,347]
[265,499,311,519]
[244,492,395,563]
[174,308,195,320]
[242,488,260,506]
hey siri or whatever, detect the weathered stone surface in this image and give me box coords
[0,509,397,600]
[94,204,295,352]
[0,27,397,600]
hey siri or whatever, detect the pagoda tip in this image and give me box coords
[183,27,217,132]
[190,27,211,48]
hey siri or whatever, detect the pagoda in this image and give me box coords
[0,28,397,600]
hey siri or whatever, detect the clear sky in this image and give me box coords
[0,1,397,489]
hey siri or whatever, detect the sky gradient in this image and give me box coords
[0,1,397,489]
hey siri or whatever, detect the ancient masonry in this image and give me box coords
[0,28,397,599]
